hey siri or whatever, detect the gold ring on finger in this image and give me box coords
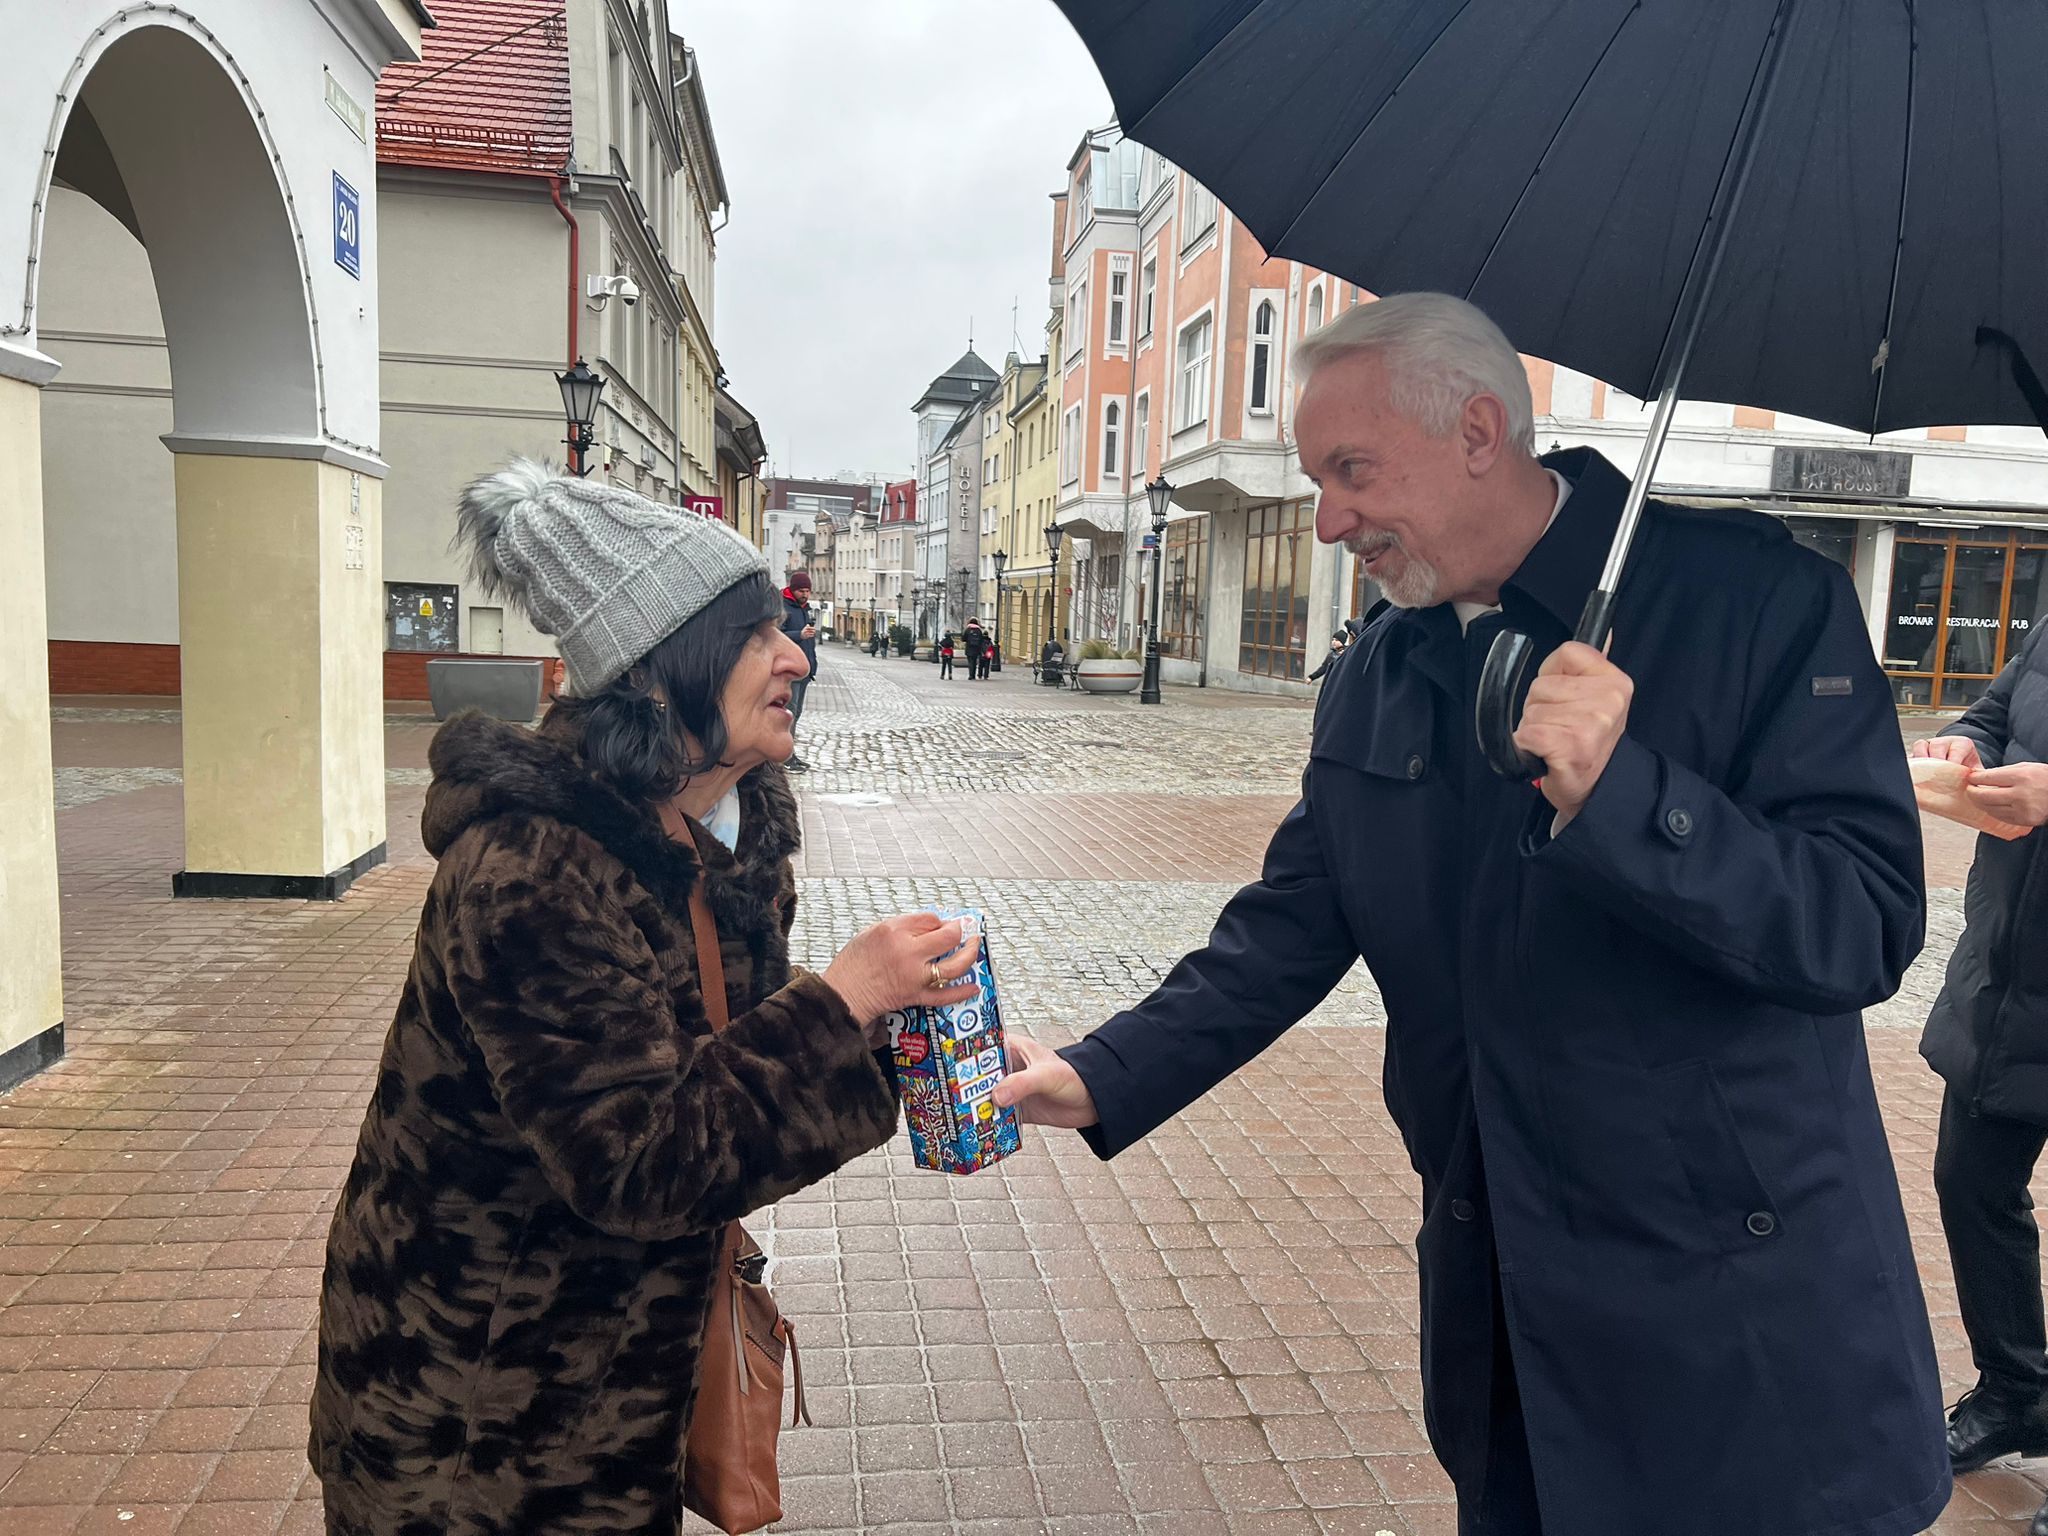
[926,961,945,991]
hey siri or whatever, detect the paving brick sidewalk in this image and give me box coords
[0,664,2025,1534]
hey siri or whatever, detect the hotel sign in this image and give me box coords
[1770,446,1912,499]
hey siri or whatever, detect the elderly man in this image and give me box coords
[997,294,1949,1534]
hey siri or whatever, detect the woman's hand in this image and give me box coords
[1967,762,2048,829]
[823,914,981,1041]
[1910,735,1983,770]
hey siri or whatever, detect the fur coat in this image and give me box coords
[311,710,899,1535]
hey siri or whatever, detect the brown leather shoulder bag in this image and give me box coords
[681,883,810,1535]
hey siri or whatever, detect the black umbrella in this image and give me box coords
[1046,0,2048,776]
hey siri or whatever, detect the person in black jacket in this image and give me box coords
[778,571,818,772]
[1307,629,1348,683]
[1916,625,2048,1516]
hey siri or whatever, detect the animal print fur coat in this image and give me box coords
[311,710,899,1535]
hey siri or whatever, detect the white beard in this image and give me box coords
[1347,535,1442,609]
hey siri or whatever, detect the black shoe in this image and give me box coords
[785,755,810,774]
[1947,1384,2048,1473]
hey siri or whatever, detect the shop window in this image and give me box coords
[1882,525,2048,707]
[1240,502,1314,679]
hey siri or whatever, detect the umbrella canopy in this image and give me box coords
[1048,0,2048,436]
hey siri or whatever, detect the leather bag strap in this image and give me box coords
[689,882,730,1034]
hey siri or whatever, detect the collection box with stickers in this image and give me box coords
[886,909,1023,1175]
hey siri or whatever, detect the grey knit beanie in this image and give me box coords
[454,459,769,695]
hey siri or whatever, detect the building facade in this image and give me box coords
[761,476,872,606]
[34,0,759,702]
[2,0,427,1079]
[878,478,919,639]
[1042,122,2048,700]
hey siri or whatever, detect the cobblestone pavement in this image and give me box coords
[0,658,2025,1534]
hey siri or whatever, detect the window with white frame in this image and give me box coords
[1248,299,1277,415]
[1061,404,1082,483]
[1182,180,1218,250]
[1065,281,1087,360]
[1103,400,1122,478]
[1107,256,1130,348]
[1134,392,1151,478]
[1139,256,1156,340]
[1175,314,1213,433]
[1307,283,1325,334]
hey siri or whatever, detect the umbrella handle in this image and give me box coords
[1475,589,1619,783]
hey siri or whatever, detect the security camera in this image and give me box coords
[585,274,641,312]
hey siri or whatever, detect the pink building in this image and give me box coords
[1050,125,1378,692]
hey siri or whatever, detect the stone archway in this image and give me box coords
[0,2,419,1086]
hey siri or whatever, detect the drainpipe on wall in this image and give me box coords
[547,177,579,369]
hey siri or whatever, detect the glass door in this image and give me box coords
[1941,542,2011,706]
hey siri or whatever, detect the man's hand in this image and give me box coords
[1910,735,1983,770]
[1514,640,1634,827]
[992,1033,1099,1129]
[802,624,817,640]
[1967,762,2048,829]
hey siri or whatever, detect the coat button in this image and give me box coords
[1666,808,1694,838]
[1746,1211,1776,1237]
[1451,1199,1475,1222]
[1406,755,1426,780]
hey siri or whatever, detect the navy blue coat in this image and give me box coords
[780,590,818,676]
[1063,449,1949,1534]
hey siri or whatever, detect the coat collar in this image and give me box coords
[1503,447,1630,637]
[1362,447,1630,702]
[421,710,799,914]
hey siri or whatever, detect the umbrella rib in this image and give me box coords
[1465,1,1647,303]
[1261,0,1485,253]
[1866,0,1918,438]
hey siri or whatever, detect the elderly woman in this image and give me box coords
[311,462,975,1535]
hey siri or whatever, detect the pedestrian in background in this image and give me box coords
[939,631,956,680]
[779,569,817,773]
[963,619,987,680]
[1915,625,2048,1526]
[1308,629,1348,684]
[997,292,1947,1536]
[313,461,981,1536]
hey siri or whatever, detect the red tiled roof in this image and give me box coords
[376,0,572,177]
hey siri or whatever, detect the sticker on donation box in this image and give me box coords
[885,909,1023,1175]
[333,173,361,279]
[418,598,435,617]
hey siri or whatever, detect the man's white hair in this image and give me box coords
[1294,291,1536,456]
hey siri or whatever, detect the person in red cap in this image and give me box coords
[779,570,818,771]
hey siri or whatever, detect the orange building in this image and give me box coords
[1050,124,1375,692]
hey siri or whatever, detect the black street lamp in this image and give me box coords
[1140,476,1173,704]
[556,358,605,477]
[991,549,1009,671]
[1044,522,1065,653]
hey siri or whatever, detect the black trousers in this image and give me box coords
[1935,1084,2048,1403]
[940,656,954,678]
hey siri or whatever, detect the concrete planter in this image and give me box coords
[426,658,544,722]
[1076,658,1142,694]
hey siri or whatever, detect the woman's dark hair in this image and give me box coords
[549,571,783,801]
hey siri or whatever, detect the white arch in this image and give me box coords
[12,5,326,442]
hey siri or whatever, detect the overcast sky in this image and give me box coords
[679,2,1110,483]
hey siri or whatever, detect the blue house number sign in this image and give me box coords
[333,173,361,279]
